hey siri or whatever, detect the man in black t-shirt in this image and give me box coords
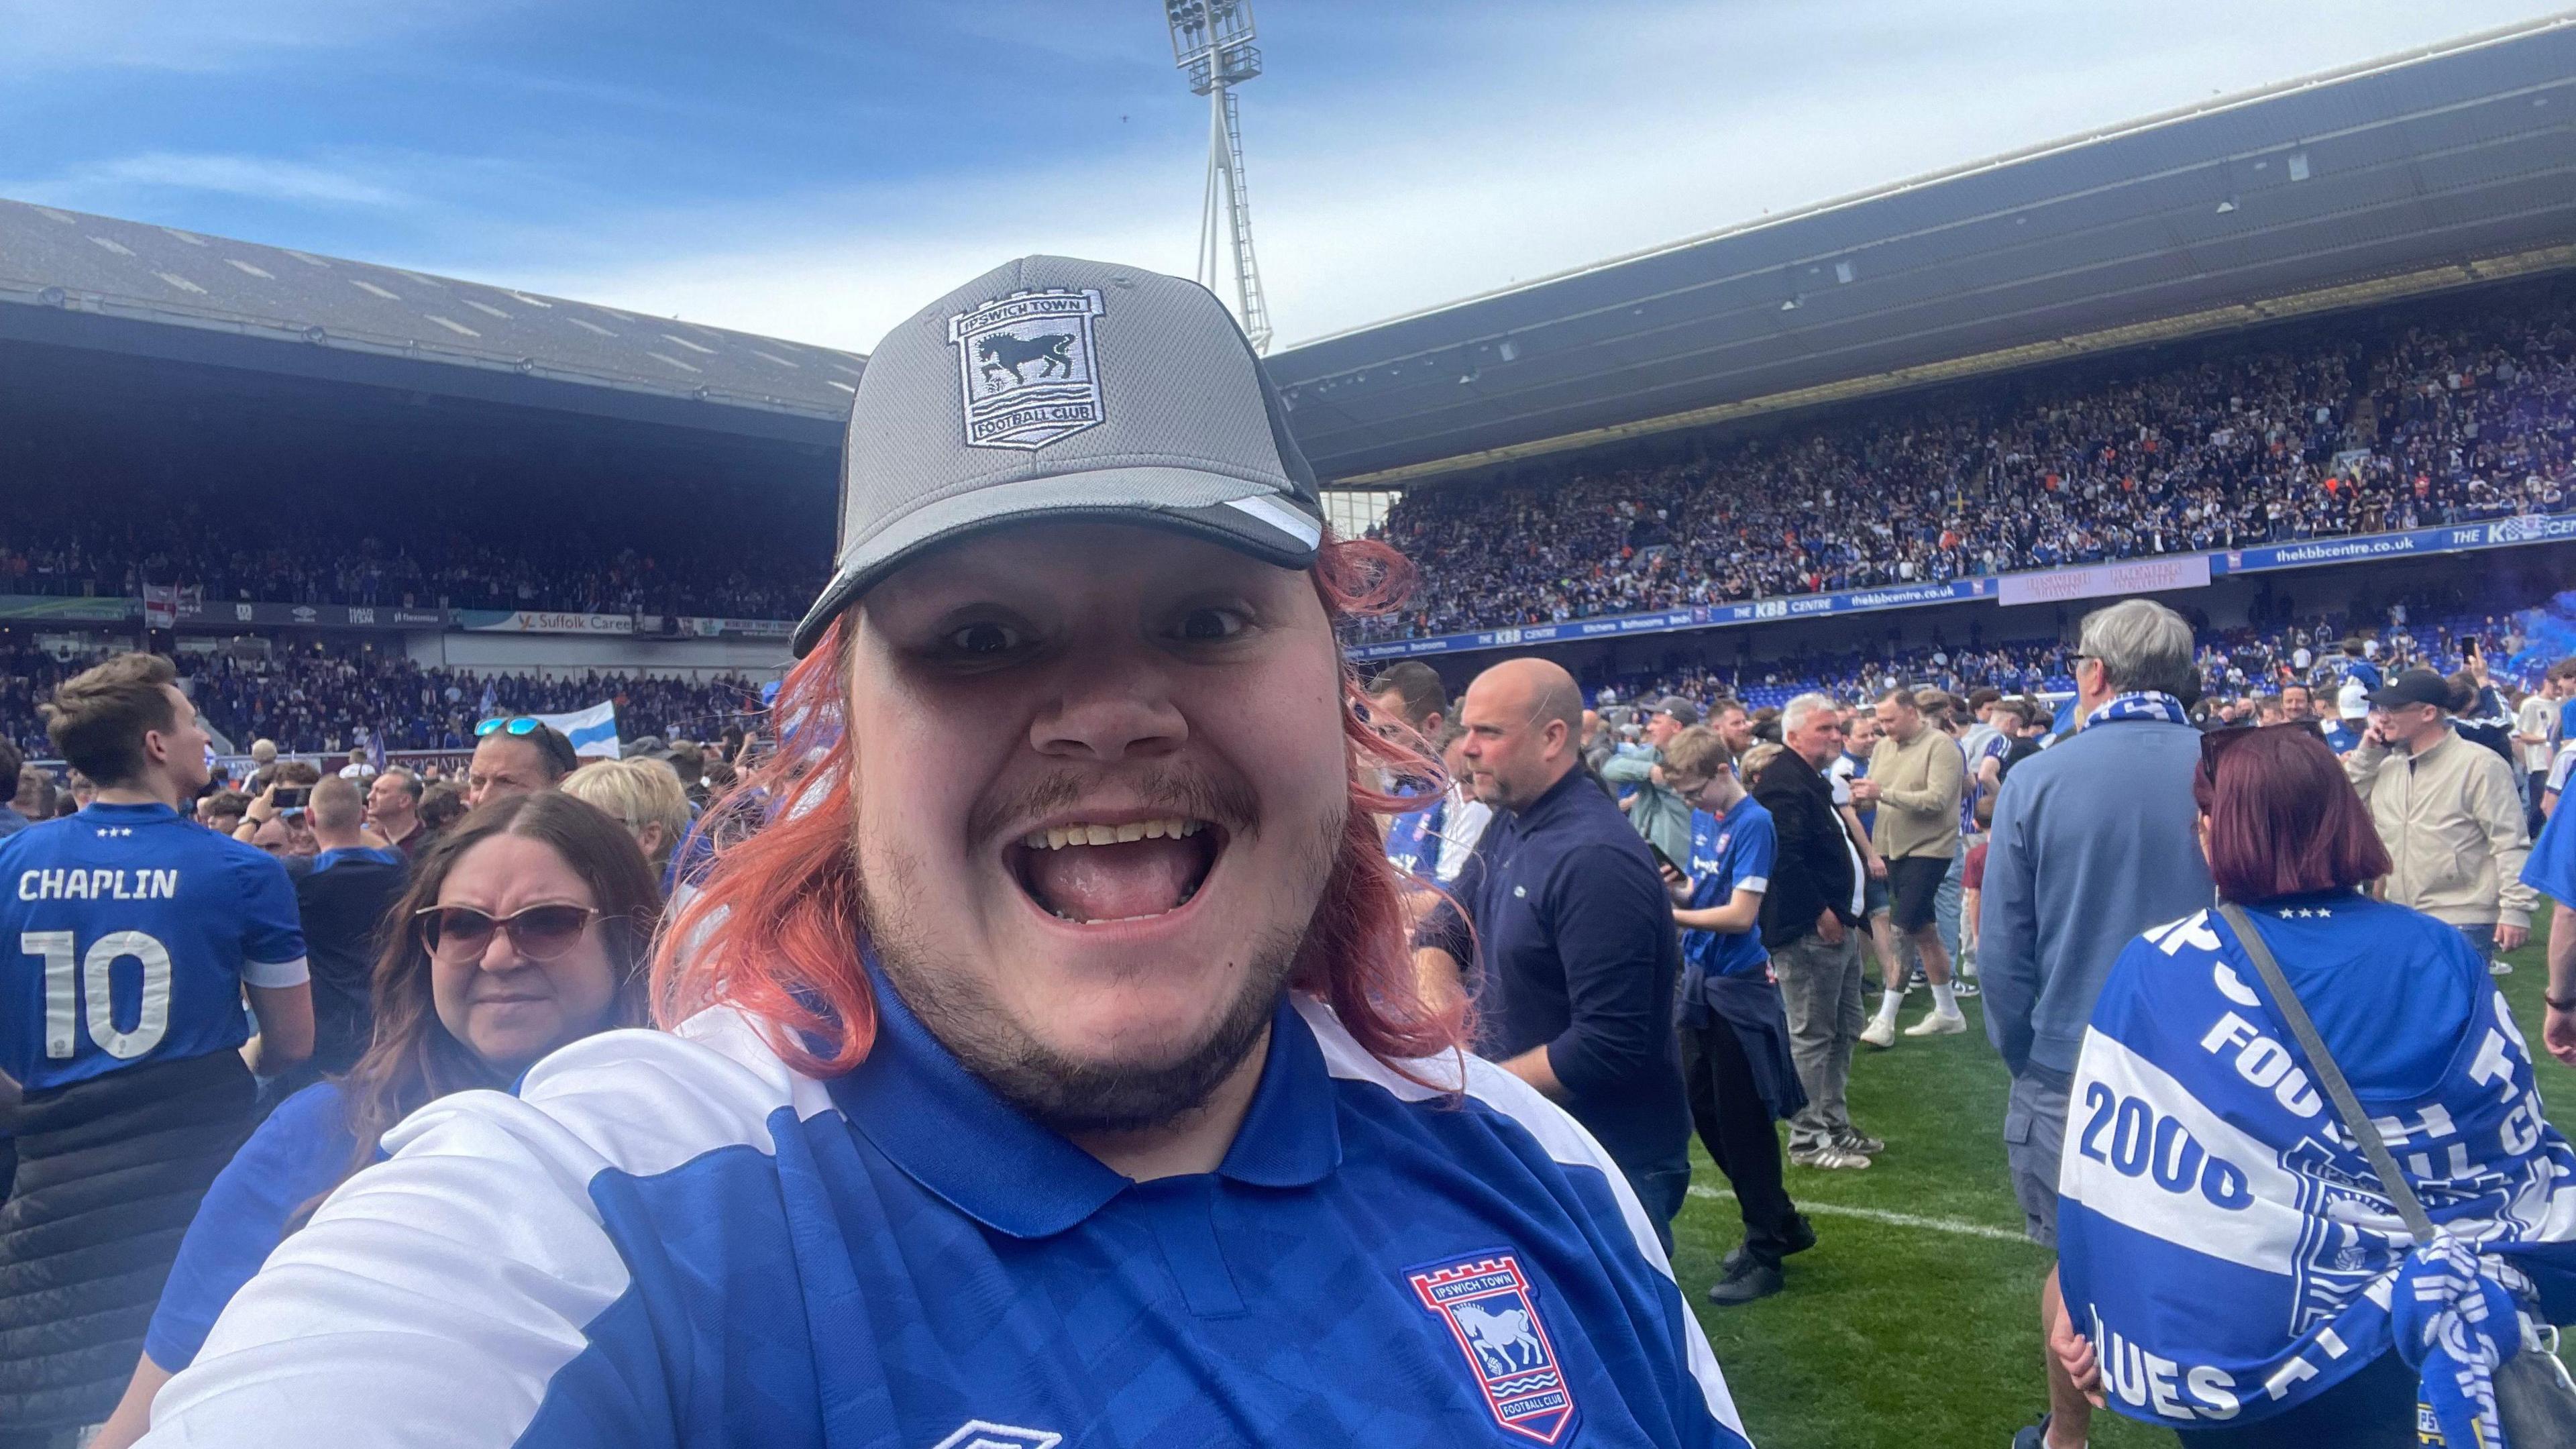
[286,777,409,1075]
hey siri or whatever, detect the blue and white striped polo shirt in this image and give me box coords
[148,978,1750,1448]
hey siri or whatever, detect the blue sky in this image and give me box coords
[3,1,2565,352]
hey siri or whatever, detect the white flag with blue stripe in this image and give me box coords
[530,701,621,760]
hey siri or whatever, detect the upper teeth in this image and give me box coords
[1022,818,1205,850]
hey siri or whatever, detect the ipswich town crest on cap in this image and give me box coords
[1408,1251,1579,1444]
[947,287,1107,451]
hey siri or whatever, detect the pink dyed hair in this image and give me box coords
[653,534,1469,1077]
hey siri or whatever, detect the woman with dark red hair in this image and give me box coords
[2053,724,2576,1448]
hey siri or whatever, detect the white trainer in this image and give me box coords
[1903,1010,1968,1038]
[1860,1016,1897,1050]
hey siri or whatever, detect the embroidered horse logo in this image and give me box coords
[975,331,1076,387]
[1455,1302,1544,1375]
[1408,1252,1578,1444]
[947,289,1106,451]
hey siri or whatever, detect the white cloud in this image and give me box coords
[46,152,414,209]
[256,0,2571,356]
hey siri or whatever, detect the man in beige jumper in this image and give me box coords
[2345,667,2535,971]
[1853,686,1966,1044]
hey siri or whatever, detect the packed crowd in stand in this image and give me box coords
[0,643,763,759]
[1358,277,2576,641]
[0,476,822,621]
[5,285,2571,653]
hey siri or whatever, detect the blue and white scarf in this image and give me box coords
[2084,691,2192,729]
[2059,904,2576,1442]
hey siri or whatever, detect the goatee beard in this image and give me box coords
[874,922,1301,1136]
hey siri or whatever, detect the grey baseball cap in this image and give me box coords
[791,255,1326,656]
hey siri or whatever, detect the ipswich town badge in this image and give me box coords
[1409,1252,1578,1444]
[947,288,1107,451]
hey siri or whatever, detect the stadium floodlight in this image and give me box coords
[1166,0,1273,353]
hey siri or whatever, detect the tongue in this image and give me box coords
[1026,837,1205,922]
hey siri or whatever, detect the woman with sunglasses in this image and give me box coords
[2052,724,2576,1448]
[91,792,658,1449]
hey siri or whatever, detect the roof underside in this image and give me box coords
[0,201,864,444]
[1268,15,2576,484]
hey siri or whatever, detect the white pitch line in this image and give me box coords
[1688,1185,2034,1244]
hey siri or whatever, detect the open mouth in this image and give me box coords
[1006,816,1225,925]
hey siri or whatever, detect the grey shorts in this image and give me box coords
[2004,1065,2073,1248]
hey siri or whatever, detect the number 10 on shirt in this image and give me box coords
[20,929,174,1060]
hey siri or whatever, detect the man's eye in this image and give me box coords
[1174,608,1246,642]
[945,621,1024,655]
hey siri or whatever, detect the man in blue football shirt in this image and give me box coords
[1662,730,1809,1307]
[1366,661,1451,881]
[0,652,311,1443]
[140,259,1750,1449]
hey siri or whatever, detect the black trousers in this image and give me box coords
[1680,1018,1801,1266]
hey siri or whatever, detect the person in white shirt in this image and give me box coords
[333,747,376,784]
[2522,678,2565,833]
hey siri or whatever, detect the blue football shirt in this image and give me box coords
[1,802,308,1093]
[2526,801,2576,911]
[1383,792,1446,883]
[146,981,1751,1448]
[1680,798,1774,982]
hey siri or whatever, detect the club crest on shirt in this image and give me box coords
[947,288,1106,451]
[1407,1251,1578,1444]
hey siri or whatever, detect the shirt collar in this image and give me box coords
[1715,793,1759,833]
[81,801,179,823]
[831,969,1339,1238]
[1513,763,1591,826]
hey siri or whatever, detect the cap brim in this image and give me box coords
[790,466,1322,657]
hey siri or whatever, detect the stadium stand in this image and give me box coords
[1,643,760,759]
[1355,276,2576,641]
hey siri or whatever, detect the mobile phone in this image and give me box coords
[1648,842,1683,877]
[273,786,309,811]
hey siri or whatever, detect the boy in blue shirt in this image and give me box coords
[1662,728,1813,1307]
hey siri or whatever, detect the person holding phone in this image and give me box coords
[1660,730,1811,1306]
[2343,668,2534,971]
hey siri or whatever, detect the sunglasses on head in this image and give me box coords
[476,716,541,738]
[414,902,599,962]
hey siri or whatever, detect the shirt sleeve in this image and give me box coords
[2526,802,2576,910]
[1731,816,1775,896]
[1542,844,1684,1101]
[1978,777,2043,1076]
[1598,751,1655,784]
[140,1086,664,1449]
[144,1084,354,1372]
[235,849,311,987]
